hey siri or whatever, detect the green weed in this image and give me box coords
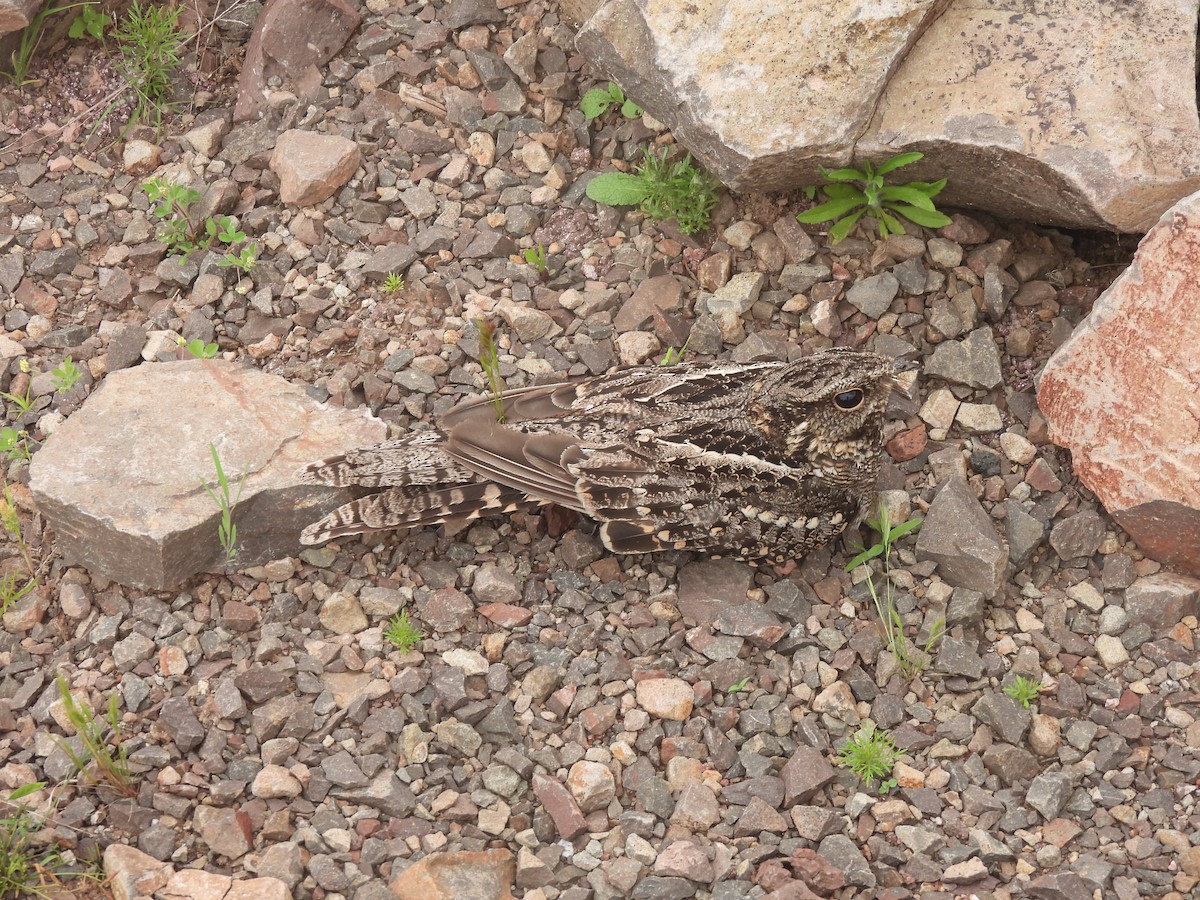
[179,338,218,359]
[659,336,691,366]
[201,443,244,565]
[143,179,257,269]
[1004,675,1043,709]
[581,82,642,122]
[381,272,405,294]
[54,676,136,799]
[384,610,423,653]
[0,572,37,621]
[0,782,66,899]
[727,675,753,693]
[586,147,719,235]
[837,723,902,794]
[111,0,185,135]
[522,242,550,277]
[50,356,81,394]
[846,507,941,678]
[0,483,37,586]
[68,3,108,42]
[797,151,952,243]
[475,318,506,424]
[0,428,31,463]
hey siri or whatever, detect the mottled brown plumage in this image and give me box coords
[299,348,895,562]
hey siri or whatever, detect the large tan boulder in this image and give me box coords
[575,0,1200,232]
[1037,190,1200,576]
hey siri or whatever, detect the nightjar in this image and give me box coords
[299,348,896,563]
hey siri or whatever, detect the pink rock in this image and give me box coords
[635,677,694,721]
[389,849,515,900]
[270,130,362,206]
[1038,191,1200,576]
[234,0,362,123]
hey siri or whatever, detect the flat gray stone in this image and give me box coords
[924,327,1003,390]
[915,476,1009,598]
[29,360,385,590]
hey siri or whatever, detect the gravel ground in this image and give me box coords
[1,2,1198,900]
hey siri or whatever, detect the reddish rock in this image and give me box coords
[614,274,686,332]
[885,423,927,461]
[1038,191,1200,576]
[389,849,516,900]
[270,130,361,206]
[532,773,588,839]
[235,0,362,122]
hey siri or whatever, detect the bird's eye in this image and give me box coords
[833,388,865,410]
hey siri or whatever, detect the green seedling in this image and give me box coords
[0,572,36,619]
[523,243,550,277]
[54,676,136,799]
[201,443,244,565]
[0,429,30,462]
[581,82,642,122]
[384,610,423,653]
[179,338,218,359]
[50,356,81,394]
[382,272,405,293]
[659,336,691,366]
[797,151,952,243]
[727,675,754,693]
[218,243,257,273]
[846,507,942,678]
[586,147,719,235]
[68,3,108,41]
[837,723,902,794]
[475,318,507,424]
[1004,675,1043,709]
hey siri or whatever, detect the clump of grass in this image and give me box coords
[0,782,66,899]
[384,610,423,653]
[837,723,902,794]
[846,505,942,677]
[1004,675,1043,709]
[201,443,244,565]
[797,151,952,243]
[586,147,719,235]
[659,336,691,366]
[382,272,405,293]
[475,319,507,424]
[54,676,136,799]
[111,0,186,135]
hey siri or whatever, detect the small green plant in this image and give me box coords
[50,356,81,394]
[54,676,136,799]
[381,272,405,294]
[581,82,642,122]
[218,243,257,273]
[1004,675,1043,709]
[0,572,36,620]
[143,178,204,254]
[846,508,941,678]
[3,2,93,86]
[727,675,753,693]
[475,318,507,424]
[797,152,952,243]
[179,338,219,359]
[586,147,719,235]
[110,0,185,135]
[68,3,108,41]
[0,429,30,463]
[0,484,37,589]
[837,723,902,794]
[522,243,550,277]
[0,782,68,899]
[659,336,691,366]
[1,361,35,414]
[201,443,244,565]
[384,610,423,653]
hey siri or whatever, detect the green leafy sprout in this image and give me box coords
[201,443,244,565]
[1004,675,1043,709]
[522,243,550,277]
[581,82,642,122]
[659,336,691,366]
[0,429,30,462]
[727,675,754,693]
[143,181,259,270]
[846,506,943,678]
[50,356,81,394]
[837,723,902,794]
[796,152,952,243]
[179,338,219,359]
[54,675,136,799]
[586,147,719,235]
[475,318,507,424]
[382,272,405,294]
[384,610,423,653]
[68,2,109,42]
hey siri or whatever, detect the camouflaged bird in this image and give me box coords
[299,348,895,563]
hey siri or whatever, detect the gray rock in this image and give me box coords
[915,476,1008,598]
[1026,771,1073,819]
[846,271,899,318]
[1005,499,1046,567]
[935,636,984,678]
[29,360,385,590]
[972,691,1031,745]
[781,745,836,805]
[1122,572,1200,633]
[924,327,1003,389]
[1048,508,1105,561]
[159,698,205,752]
[817,834,875,889]
[706,272,765,316]
[779,262,830,293]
